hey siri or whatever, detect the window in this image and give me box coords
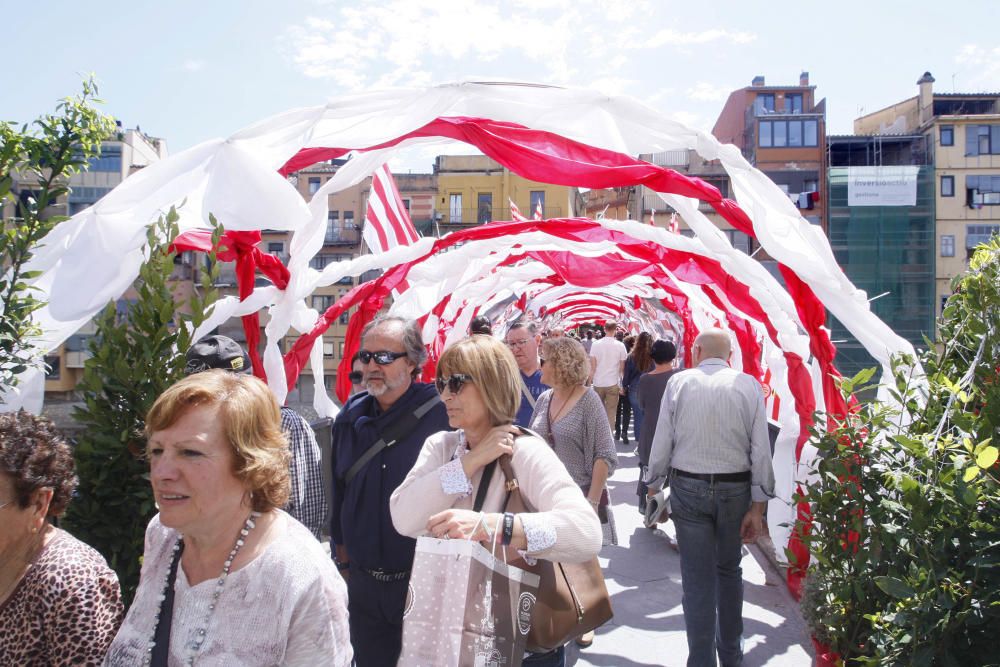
[724,230,752,254]
[343,211,355,228]
[941,294,950,313]
[785,94,803,114]
[267,242,284,254]
[760,119,818,147]
[402,198,411,213]
[940,125,954,146]
[941,175,954,197]
[477,192,493,224]
[759,121,772,148]
[87,149,122,173]
[449,193,463,223]
[328,210,339,223]
[804,179,819,192]
[966,224,1000,250]
[530,191,545,217]
[787,120,803,147]
[323,341,335,357]
[310,254,334,270]
[44,354,61,380]
[966,175,1000,206]
[941,234,955,257]
[965,125,1000,156]
[773,120,787,147]
[804,119,818,147]
[754,94,775,114]
[312,294,335,311]
[308,177,321,194]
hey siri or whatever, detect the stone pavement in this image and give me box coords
[564,438,813,667]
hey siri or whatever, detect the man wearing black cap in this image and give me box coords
[185,334,328,539]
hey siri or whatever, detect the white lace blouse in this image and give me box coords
[104,512,351,667]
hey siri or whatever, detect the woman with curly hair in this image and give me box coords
[104,370,352,666]
[529,335,618,647]
[0,410,124,665]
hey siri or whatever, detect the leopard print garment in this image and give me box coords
[0,528,124,666]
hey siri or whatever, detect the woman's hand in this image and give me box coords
[461,425,520,478]
[427,509,498,543]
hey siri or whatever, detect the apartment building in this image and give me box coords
[826,134,935,376]
[855,73,1000,316]
[433,155,577,232]
[20,126,170,398]
[714,72,827,235]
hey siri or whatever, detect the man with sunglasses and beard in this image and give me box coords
[329,316,450,666]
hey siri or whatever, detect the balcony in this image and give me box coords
[439,206,564,226]
[324,226,361,246]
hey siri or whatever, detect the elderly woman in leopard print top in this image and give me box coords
[0,411,123,666]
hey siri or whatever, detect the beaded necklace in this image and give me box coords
[144,512,260,667]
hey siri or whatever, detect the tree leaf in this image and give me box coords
[875,576,916,599]
[964,466,981,482]
[976,446,998,470]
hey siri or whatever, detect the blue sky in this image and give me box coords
[8,0,998,171]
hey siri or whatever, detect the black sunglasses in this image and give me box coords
[348,370,364,384]
[358,350,407,365]
[435,374,474,395]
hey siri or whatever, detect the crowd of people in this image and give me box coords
[0,312,774,667]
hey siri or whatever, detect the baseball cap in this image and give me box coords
[184,335,252,375]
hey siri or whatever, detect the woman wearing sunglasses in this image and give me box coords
[390,335,602,667]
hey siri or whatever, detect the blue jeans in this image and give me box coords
[670,473,751,667]
[629,393,644,442]
[522,645,565,667]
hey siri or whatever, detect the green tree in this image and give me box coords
[0,78,116,393]
[798,239,1000,666]
[64,209,220,605]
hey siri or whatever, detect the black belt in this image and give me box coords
[361,567,410,583]
[674,469,751,483]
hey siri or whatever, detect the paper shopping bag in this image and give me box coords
[398,536,540,667]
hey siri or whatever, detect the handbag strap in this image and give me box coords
[150,539,184,667]
[473,459,498,512]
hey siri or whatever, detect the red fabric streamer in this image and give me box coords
[170,229,290,382]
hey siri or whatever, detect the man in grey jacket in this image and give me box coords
[645,328,775,667]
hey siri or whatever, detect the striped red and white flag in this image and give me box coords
[533,199,543,220]
[362,164,419,254]
[509,198,528,222]
[668,212,680,234]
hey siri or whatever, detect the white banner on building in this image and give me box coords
[847,166,919,207]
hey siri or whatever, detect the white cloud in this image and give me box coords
[182,60,205,72]
[644,28,756,48]
[954,44,1000,92]
[686,81,733,102]
[279,1,754,94]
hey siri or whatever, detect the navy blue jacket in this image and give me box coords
[330,381,450,571]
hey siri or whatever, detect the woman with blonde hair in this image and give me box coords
[105,370,351,666]
[390,335,601,667]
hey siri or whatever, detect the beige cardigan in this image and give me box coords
[390,430,602,564]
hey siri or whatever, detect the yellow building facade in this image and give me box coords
[433,155,576,231]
